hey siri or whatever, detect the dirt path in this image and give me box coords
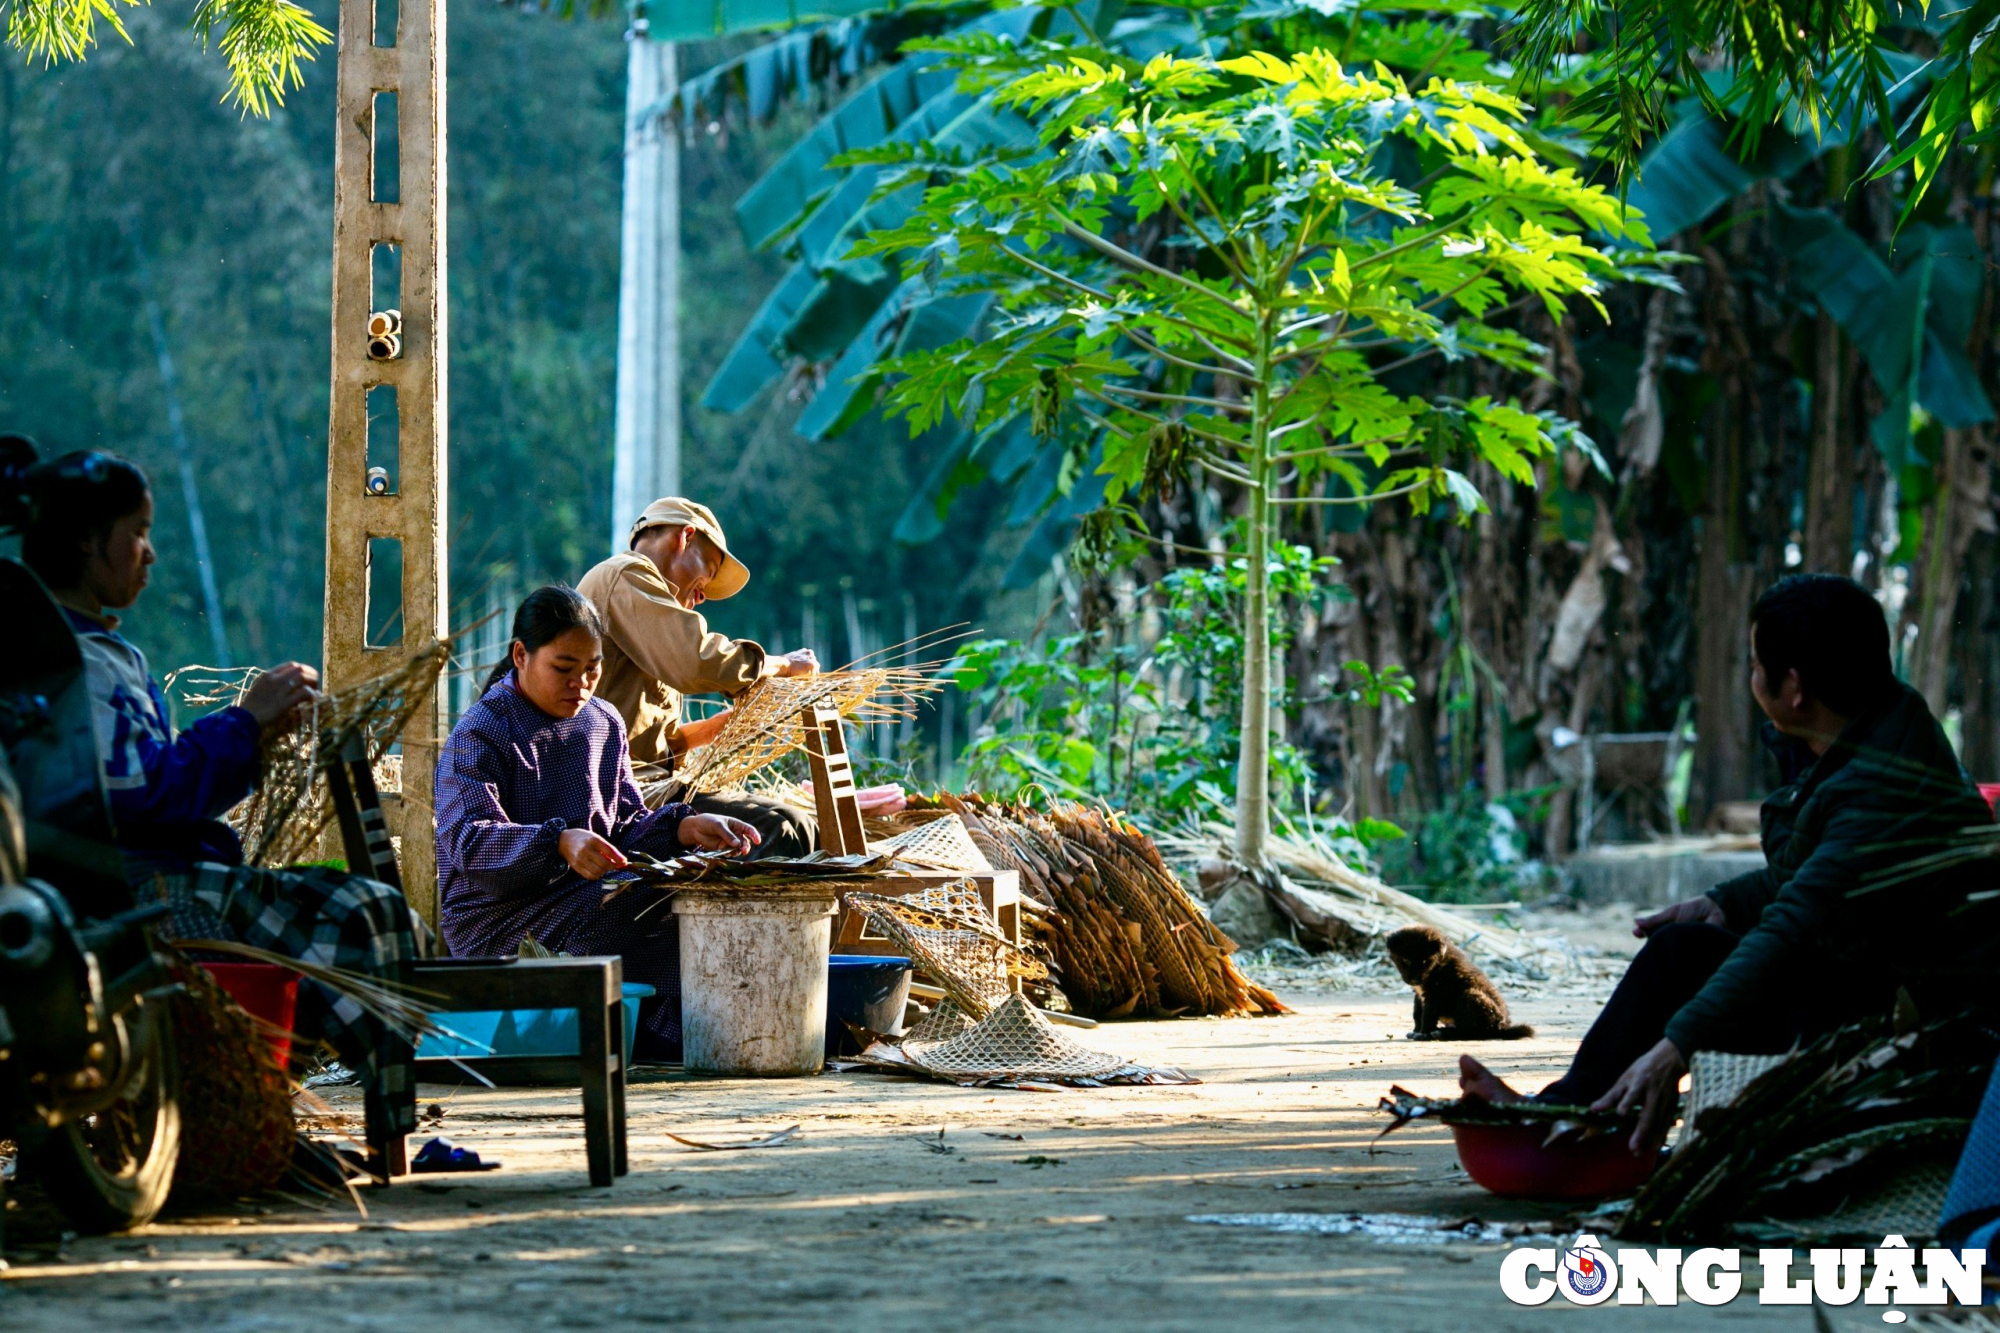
[2,983,1820,1331]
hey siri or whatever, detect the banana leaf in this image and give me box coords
[732,6,1048,252]
[1770,204,1992,468]
[704,90,1035,409]
[735,61,957,251]
[796,284,990,438]
[701,262,821,412]
[665,18,908,133]
[1619,53,1931,245]
[1002,450,1109,588]
[893,413,1035,544]
[646,0,894,42]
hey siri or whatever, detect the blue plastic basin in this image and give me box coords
[418,982,656,1060]
[826,955,911,1056]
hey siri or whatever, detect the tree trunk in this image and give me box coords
[1908,428,1995,714]
[1803,310,1852,573]
[1690,247,1759,823]
[1954,528,2000,777]
[1234,316,1276,867]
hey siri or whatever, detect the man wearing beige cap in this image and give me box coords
[578,498,820,856]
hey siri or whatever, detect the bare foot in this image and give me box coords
[1459,1054,1526,1104]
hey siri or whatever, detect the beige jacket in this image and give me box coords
[577,552,766,765]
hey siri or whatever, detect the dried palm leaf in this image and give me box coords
[1617,1015,1996,1244]
[932,794,1286,1020]
[171,639,452,869]
[672,666,943,794]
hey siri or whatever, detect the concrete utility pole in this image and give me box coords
[611,5,682,549]
[323,0,449,925]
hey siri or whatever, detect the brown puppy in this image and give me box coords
[1385,924,1533,1040]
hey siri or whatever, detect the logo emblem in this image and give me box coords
[1558,1235,1618,1305]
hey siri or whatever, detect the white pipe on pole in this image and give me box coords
[611,9,682,551]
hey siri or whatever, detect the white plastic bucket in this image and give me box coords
[672,886,839,1075]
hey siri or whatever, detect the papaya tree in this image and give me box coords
[847,46,1663,866]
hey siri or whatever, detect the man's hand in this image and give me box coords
[1591,1038,1687,1154]
[771,649,819,679]
[559,829,629,881]
[241,663,321,730]
[1633,894,1726,939]
[678,813,761,856]
[675,708,733,752]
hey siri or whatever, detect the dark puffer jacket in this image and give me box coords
[1664,683,1999,1056]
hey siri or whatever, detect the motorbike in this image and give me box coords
[0,556,182,1237]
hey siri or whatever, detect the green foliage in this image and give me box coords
[1376,785,1556,902]
[1507,0,1999,228]
[840,24,1659,857]
[1768,202,1992,467]
[949,539,1338,818]
[1338,659,1415,709]
[857,44,1652,518]
[5,0,330,114]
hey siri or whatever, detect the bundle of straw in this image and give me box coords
[169,639,451,868]
[939,795,1287,1020]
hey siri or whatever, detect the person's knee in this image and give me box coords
[767,815,814,858]
[336,873,421,951]
[1632,920,1737,977]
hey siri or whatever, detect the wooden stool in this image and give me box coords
[801,705,868,855]
[324,735,630,1187]
[410,955,629,1187]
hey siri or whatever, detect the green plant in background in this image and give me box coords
[5,0,334,113]
[853,40,1657,867]
[1508,0,1999,227]
[949,538,1339,819]
[950,632,1159,799]
[1376,784,1558,902]
[1147,541,1334,813]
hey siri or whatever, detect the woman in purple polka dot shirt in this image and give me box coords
[435,585,760,1059]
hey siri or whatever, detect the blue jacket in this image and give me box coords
[66,608,261,876]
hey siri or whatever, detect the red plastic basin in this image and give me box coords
[200,962,301,1070]
[1449,1120,1657,1200]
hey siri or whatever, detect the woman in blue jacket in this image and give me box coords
[8,443,419,1139]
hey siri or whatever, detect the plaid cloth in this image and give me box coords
[151,862,418,1139]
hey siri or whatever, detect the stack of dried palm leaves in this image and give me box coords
[1616,1015,1997,1244]
[598,850,903,901]
[168,640,450,868]
[928,795,1286,1019]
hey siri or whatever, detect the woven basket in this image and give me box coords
[165,956,296,1202]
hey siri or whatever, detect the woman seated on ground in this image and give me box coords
[6,441,420,1137]
[434,585,760,1061]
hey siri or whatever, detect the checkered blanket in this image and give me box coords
[152,862,418,1139]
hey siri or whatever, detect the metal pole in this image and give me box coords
[611,7,682,550]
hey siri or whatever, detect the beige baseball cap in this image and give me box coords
[629,497,750,600]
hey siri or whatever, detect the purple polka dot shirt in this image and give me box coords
[434,672,693,960]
